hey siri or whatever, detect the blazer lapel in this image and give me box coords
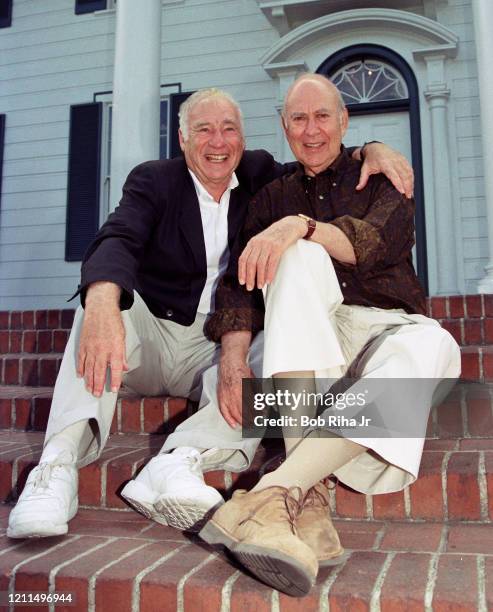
[227,185,249,248]
[179,170,206,269]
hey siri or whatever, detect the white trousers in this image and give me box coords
[261,240,461,493]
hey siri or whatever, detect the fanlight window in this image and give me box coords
[331,60,408,105]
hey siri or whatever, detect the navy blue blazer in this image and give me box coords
[74,150,290,325]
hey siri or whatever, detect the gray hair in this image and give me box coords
[282,73,346,120]
[179,88,244,140]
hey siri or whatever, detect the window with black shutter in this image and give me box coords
[75,0,107,15]
[0,0,12,28]
[169,92,194,158]
[65,103,102,261]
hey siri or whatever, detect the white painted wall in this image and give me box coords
[0,0,486,307]
[437,0,488,293]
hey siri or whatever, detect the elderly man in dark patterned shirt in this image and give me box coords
[199,74,461,597]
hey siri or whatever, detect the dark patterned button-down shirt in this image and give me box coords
[205,146,426,342]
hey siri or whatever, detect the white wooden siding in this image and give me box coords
[436,0,486,293]
[0,0,487,306]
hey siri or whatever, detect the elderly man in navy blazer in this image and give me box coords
[7,87,413,538]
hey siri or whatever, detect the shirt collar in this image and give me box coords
[296,145,350,183]
[188,169,239,203]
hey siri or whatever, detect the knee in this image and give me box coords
[280,239,329,266]
[275,240,335,283]
[403,324,461,376]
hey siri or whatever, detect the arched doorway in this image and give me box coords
[318,44,427,292]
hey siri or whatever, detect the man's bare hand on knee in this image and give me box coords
[77,281,128,397]
[239,216,306,291]
[218,331,253,428]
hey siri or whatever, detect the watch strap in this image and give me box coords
[298,214,316,240]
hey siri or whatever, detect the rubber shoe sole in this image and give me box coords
[318,549,350,567]
[120,480,168,526]
[7,497,78,539]
[199,519,316,597]
[154,494,224,532]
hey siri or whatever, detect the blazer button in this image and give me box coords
[166,309,173,317]
[342,282,347,288]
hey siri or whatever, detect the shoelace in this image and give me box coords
[238,486,304,535]
[299,477,336,518]
[165,447,219,479]
[32,450,74,491]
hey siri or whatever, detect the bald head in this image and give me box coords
[281,73,349,176]
[282,73,346,120]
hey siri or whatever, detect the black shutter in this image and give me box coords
[169,91,194,158]
[65,103,102,262]
[0,115,4,217]
[0,0,12,28]
[75,0,107,15]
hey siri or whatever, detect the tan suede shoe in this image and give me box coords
[199,486,318,597]
[297,480,346,567]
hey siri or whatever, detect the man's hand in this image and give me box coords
[77,282,128,397]
[218,355,253,428]
[239,216,305,290]
[218,331,253,428]
[355,142,414,198]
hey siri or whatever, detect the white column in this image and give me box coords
[472,0,493,293]
[414,46,459,295]
[424,87,459,294]
[109,0,162,212]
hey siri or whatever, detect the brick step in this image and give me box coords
[0,296,491,329]
[1,430,492,522]
[460,345,493,381]
[0,296,491,333]
[2,347,493,385]
[0,310,75,331]
[3,321,493,356]
[429,294,493,320]
[1,382,492,441]
[438,317,493,346]
[0,329,70,354]
[0,354,63,386]
[0,505,491,611]
[0,387,190,435]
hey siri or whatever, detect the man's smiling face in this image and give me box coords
[179,97,245,198]
[283,78,348,176]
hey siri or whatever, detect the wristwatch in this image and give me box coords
[297,213,316,240]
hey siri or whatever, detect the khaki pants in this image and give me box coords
[261,240,462,493]
[45,293,221,467]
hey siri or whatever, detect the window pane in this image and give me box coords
[331,59,408,105]
[160,99,169,159]
[75,0,107,15]
[0,0,12,28]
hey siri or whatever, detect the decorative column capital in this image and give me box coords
[424,88,450,104]
[263,60,308,106]
[414,45,456,100]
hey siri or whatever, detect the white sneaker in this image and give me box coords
[7,451,78,538]
[121,447,224,530]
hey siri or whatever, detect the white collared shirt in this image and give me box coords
[188,170,239,315]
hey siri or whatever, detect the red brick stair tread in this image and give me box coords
[0,430,492,521]
[2,383,493,441]
[0,508,491,611]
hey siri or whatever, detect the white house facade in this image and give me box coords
[0,0,491,309]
